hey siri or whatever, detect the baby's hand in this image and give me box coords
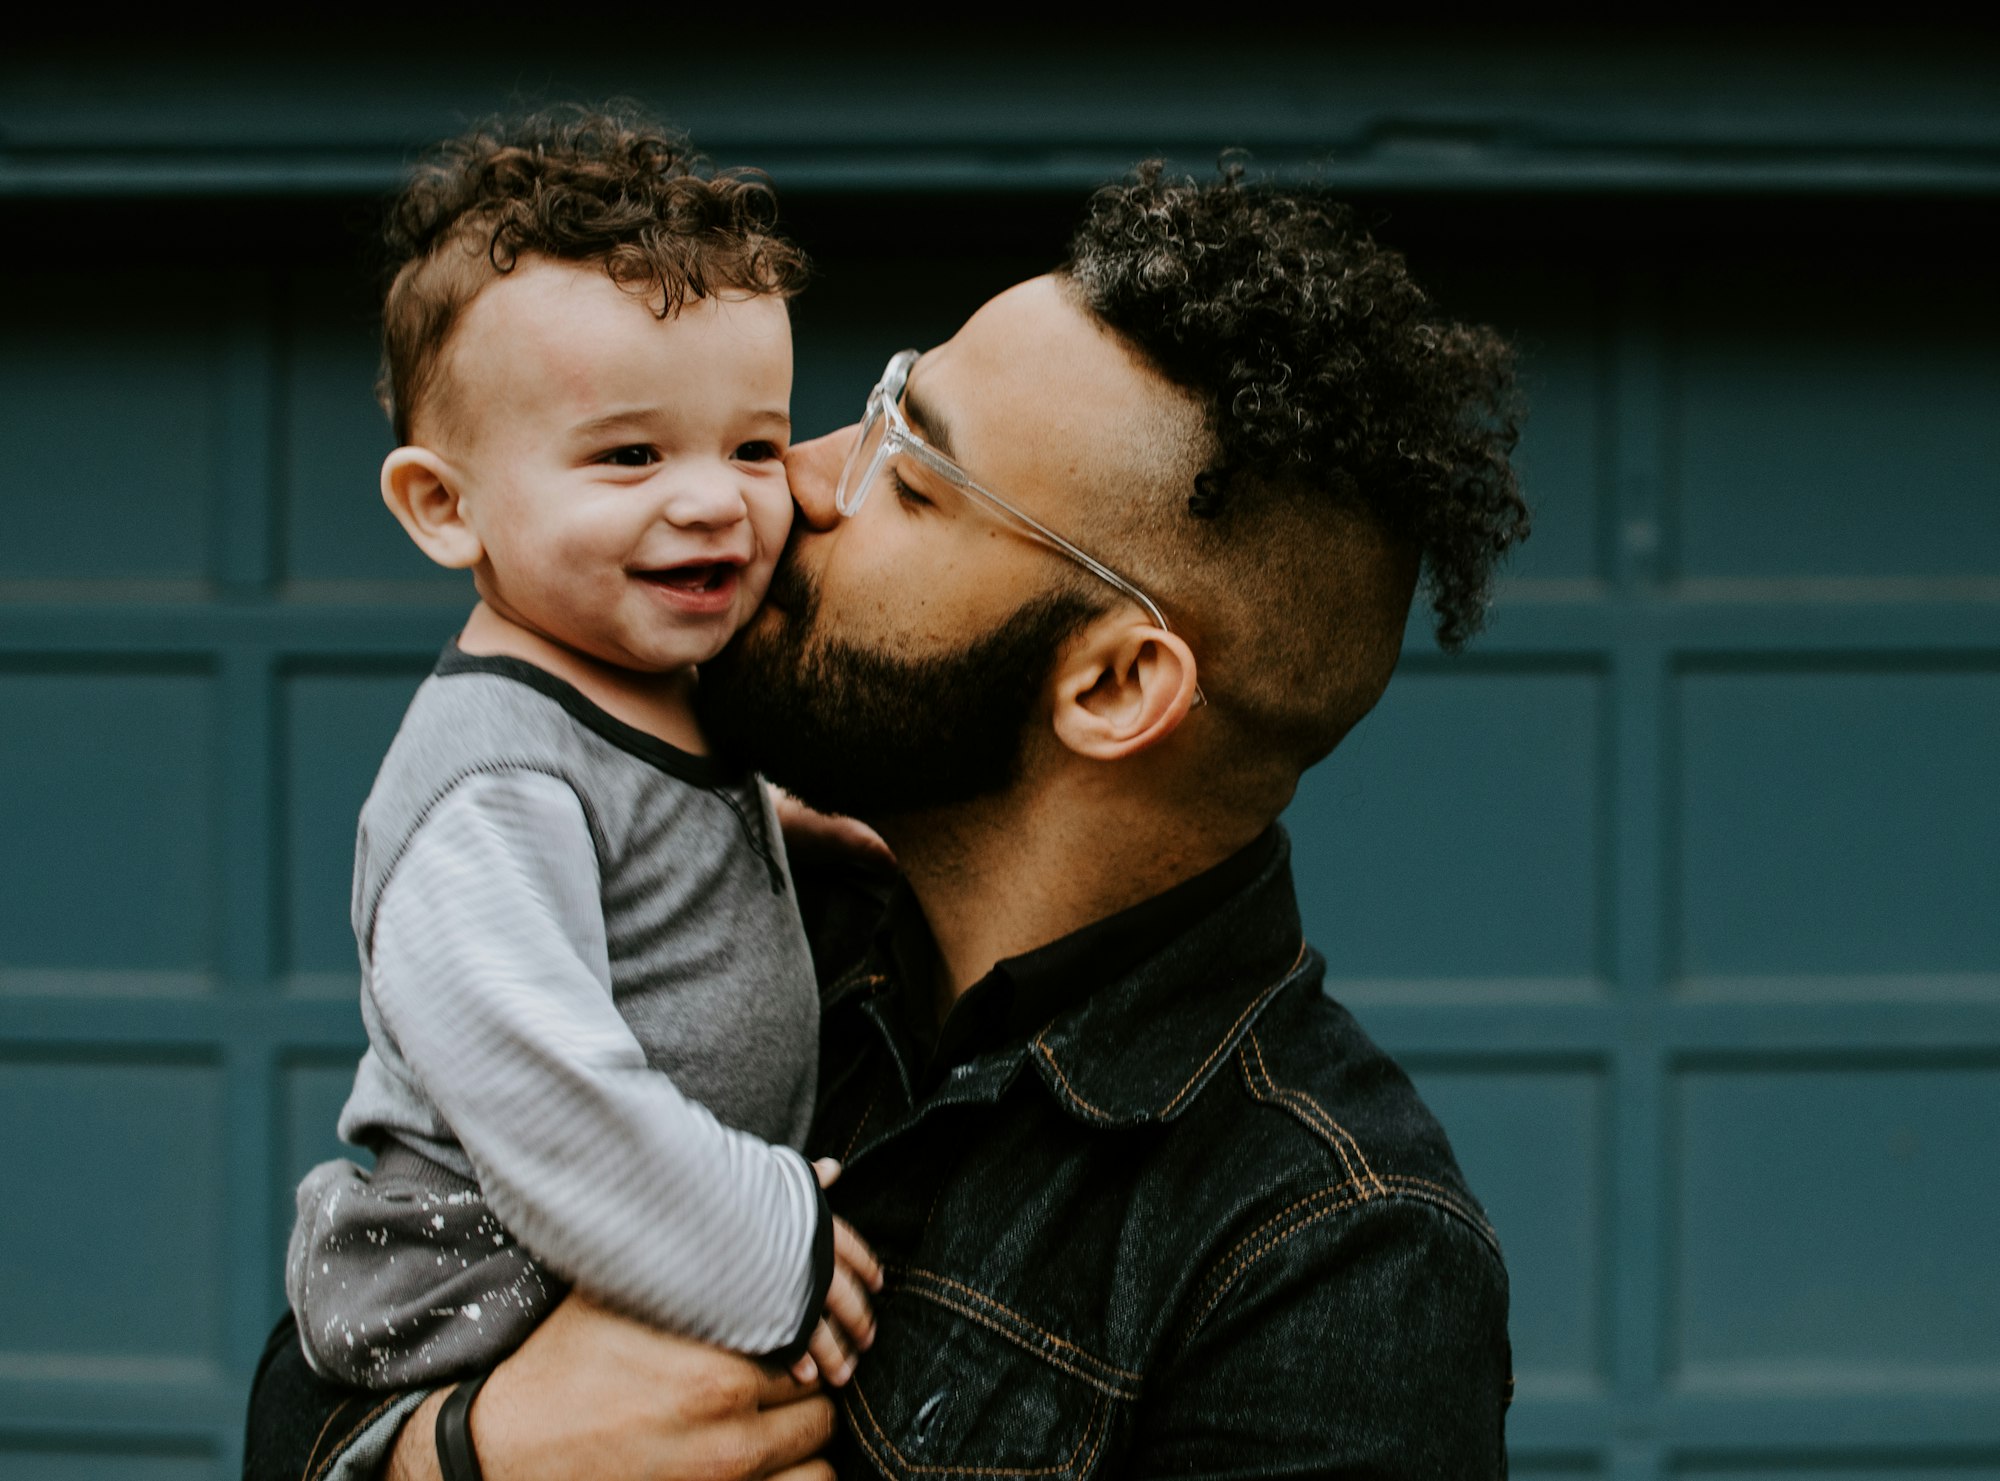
[767,784,896,872]
[789,1158,884,1388]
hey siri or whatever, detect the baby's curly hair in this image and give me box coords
[1062,161,1526,653]
[378,103,808,443]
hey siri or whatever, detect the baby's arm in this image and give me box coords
[366,769,836,1361]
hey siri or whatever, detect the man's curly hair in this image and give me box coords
[378,103,807,443]
[1062,161,1526,653]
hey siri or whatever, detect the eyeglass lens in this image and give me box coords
[835,393,891,517]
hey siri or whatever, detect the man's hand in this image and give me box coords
[791,1157,885,1387]
[387,1295,835,1481]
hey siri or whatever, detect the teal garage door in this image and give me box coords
[3,40,1998,1480]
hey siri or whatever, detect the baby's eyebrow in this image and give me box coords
[570,408,659,438]
[569,406,792,439]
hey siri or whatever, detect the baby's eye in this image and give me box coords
[734,440,783,463]
[598,445,659,467]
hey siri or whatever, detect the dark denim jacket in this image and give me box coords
[808,829,1510,1478]
[245,828,1510,1479]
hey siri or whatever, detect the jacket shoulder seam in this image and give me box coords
[1239,1027,1387,1194]
[1238,1027,1499,1249]
[1182,1181,1505,1351]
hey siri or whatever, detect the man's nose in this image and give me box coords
[785,425,857,532]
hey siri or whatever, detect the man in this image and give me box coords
[246,162,1528,1480]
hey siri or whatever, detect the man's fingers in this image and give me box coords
[757,1361,820,1408]
[731,1392,838,1475]
[812,1157,841,1189]
[767,1464,837,1481]
[833,1218,884,1293]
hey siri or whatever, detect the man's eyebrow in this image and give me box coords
[901,382,956,460]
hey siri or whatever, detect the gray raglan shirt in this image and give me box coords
[334,646,825,1355]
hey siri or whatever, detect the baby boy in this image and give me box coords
[285,107,876,1393]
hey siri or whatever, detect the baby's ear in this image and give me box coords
[381,447,482,569]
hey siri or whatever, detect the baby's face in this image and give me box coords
[436,259,795,675]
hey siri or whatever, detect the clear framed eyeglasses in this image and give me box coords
[835,349,1204,704]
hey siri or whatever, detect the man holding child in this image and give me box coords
[246,105,1527,1480]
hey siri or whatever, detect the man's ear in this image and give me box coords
[1050,619,1200,761]
[381,446,483,569]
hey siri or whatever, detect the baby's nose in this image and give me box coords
[661,465,749,528]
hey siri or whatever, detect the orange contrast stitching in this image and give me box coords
[1193,1187,1376,1329]
[1378,1176,1502,1251]
[1376,1172,1498,1243]
[305,1394,405,1481]
[919,1180,949,1243]
[896,1281,1142,1398]
[1238,1039,1363,1188]
[1032,1038,1113,1120]
[1202,1180,1372,1296]
[901,1268,1145,1384]
[1035,941,1308,1122]
[1242,1037,1475,1216]
[841,1086,882,1163]
[1158,943,1308,1118]
[1243,1029,1385,1194]
[1192,1177,1503,1334]
[300,1396,353,1481]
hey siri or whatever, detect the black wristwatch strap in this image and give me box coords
[435,1371,490,1481]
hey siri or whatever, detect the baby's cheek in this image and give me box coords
[735,556,778,630]
[752,472,796,547]
[738,481,793,607]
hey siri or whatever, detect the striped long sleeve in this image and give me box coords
[359,769,823,1355]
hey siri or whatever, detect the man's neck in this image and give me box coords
[880,768,1269,1019]
[456,602,705,753]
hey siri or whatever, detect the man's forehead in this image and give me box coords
[917,277,1129,419]
[911,275,1202,506]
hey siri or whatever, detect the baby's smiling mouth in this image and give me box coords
[637,563,733,592]
[631,559,746,614]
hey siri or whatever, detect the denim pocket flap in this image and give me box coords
[840,1276,1129,1480]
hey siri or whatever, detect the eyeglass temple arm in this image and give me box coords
[898,441,1175,633]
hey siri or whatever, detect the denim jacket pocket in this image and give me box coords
[839,1273,1134,1480]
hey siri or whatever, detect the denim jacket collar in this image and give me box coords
[826,826,1311,1131]
[1025,826,1309,1127]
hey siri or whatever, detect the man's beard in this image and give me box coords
[697,551,1097,823]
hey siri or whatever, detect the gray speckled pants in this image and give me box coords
[285,1144,563,1388]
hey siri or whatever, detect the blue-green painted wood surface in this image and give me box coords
[2,31,1998,1481]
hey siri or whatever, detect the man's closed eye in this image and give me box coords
[890,468,934,510]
